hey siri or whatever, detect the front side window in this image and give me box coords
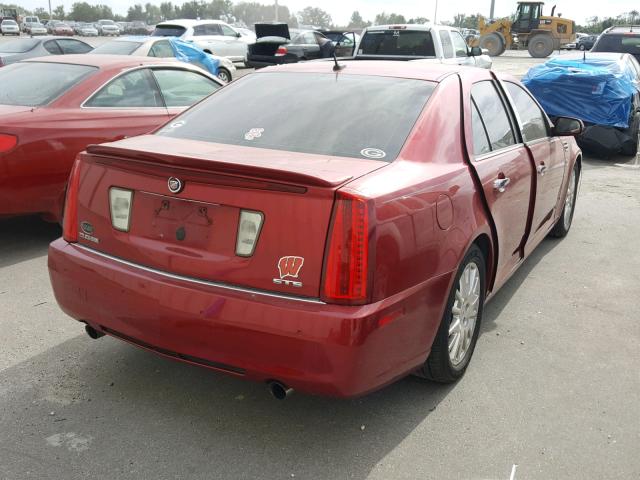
[56,39,93,54]
[158,72,436,161]
[220,25,237,37]
[504,82,548,142]
[85,69,162,108]
[471,81,516,151]
[451,31,469,57]
[439,30,453,58]
[359,30,436,57]
[152,69,219,107]
[0,62,96,106]
[43,40,63,55]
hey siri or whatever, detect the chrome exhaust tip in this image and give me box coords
[268,381,293,400]
[85,324,105,339]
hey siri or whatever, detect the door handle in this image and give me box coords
[537,163,547,176]
[562,141,569,151]
[493,177,511,193]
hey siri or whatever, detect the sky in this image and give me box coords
[18,0,640,26]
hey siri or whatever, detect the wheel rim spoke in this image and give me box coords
[448,262,481,367]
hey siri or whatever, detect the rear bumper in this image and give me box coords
[48,239,449,397]
[246,55,299,69]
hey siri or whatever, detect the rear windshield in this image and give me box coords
[152,25,187,37]
[158,72,435,161]
[0,62,97,106]
[359,30,436,57]
[0,39,39,53]
[593,34,640,55]
[90,40,142,55]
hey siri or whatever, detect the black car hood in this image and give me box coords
[254,23,290,40]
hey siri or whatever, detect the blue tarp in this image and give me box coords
[168,38,220,76]
[522,55,639,128]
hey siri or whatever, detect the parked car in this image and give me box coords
[319,29,360,56]
[246,23,336,69]
[25,22,47,36]
[96,19,120,36]
[591,26,640,63]
[90,36,236,81]
[152,19,247,62]
[523,52,640,156]
[0,55,222,221]
[0,37,93,65]
[1,19,20,36]
[234,26,256,43]
[129,21,151,35]
[356,24,492,69]
[22,15,40,30]
[577,35,598,51]
[47,61,582,398]
[47,21,74,36]
[75,22,98,36]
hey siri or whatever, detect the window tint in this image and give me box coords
[471,99,491,155]
[152,69,219,107]
[56,39,93,54]
[85,69,162,108]
[152,25,186,37]
[158,72,435,161]
[439,31,453,58]
[194,24,221,36]
[0,62,96,106]
[359,30,436,57]
[220,24,237,37]
[91,40,141,55]
[471,81,516,151]
[504,82,548,142]
[44,40,63,55]
[0,38,38,53]
[451,31,469,57]
[149,40,174,57]
[593,34,640,55]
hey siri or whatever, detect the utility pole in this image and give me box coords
[490,0,495,19]
[434,0,438,24]
[274,0,278,22]
[48,0,52,19]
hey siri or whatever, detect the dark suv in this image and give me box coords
[592,26,640,62]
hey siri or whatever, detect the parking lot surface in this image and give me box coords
[1,47,639,479]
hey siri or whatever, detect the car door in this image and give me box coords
[451,30,475,66]
[503,81,567,249]
[150,67,221,116]
[219,23,246,59]
[438,30,455,63]
[194,23,227,56]
[296,32,322,59]
[466,80,535,288]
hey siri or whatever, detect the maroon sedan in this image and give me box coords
[0,55,222,221]
[48,61,583,398]
[47,21,74,36]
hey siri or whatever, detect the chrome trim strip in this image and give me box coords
[74,244,326,305]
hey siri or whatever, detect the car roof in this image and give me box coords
[604,25,640,34]
[364,23,454,32]
[23,54,186,70]
[156,19,227,27]
[258,59,491,82]
[557,52,631,62]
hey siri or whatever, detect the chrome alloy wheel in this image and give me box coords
[564,168,576,231]
[449,262,481,366]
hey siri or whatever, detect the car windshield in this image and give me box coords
[0,62,97,106]
[152,25,187,37]
[100,20,115,25]
[90,41,142,55]
[0,39,39,53]
[2,20,17,25]
[360,30,436,57]
[593,34,640,55]
[158,72,435,161]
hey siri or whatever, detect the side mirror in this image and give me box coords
[236,32,241,37]
[553,116,584,136]
[470,46,482,56]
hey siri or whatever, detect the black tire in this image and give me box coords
[579,44,586,51]
[479,32,505,57]
[217,67,231,82]
[528,34,554,58]
[621,108,640,156]
[550,163,579,238]
[416,244,486,383]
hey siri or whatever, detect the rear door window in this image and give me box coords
[439,30,453,58]
[85,69,163,108]
[471,99,492,155]
[56,39,93,54]
[194,24,221,36]
[0,62,96,106]
[504,82,549,142]
[359,30,436,57]
[152,69,219,107]
[471,81,516,151]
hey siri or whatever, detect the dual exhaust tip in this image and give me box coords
[83,324,294,400]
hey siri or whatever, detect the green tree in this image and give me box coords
[408,16,429,24]
[127,3,145,20]
[348,10,368,29]
[159,1,175,20]
[52,5,65,19]
[144,2,162,23]
[374,12,406,25]
[298,6,332,28]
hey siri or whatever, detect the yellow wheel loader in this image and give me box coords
[474,2,576,58]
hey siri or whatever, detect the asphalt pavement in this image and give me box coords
[1,42,639,479]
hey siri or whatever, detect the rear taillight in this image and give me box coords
[0,133,17,153]
[275,46,287,56]
[321,191,372,305]
[236,210,264,256]
[109,187,133,232]
[62,158,82,243]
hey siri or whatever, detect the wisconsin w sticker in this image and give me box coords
[273,256,304,288]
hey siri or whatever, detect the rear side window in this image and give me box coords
[439,31,453,58]
[152,25,187,37]
[0,62,96,106]
[152,69,219,107]
[359,30,436,57]
[56,39,93,54]
[158,72,435,161]
[44,40,62,55]
[471,100,491,155]
[471,81,516,151]
[0,38,38,53]
[593,34,640,55]
[149,41,174,58]
[91,40,141,55]
[504,82,548,142]
[85,69,162,108]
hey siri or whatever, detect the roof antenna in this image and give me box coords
[332,39,345,72]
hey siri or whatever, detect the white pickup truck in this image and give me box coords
[354,23,492,69]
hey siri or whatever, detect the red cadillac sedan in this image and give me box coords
[0,55,222,222]
[48,61,583,398]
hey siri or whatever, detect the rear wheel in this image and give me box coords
[217,67,231,83]
[550,163,578,238]
[479,33,505,56]
[579,44,586,51]
[528,34,554,58]
[416,244,486,383]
